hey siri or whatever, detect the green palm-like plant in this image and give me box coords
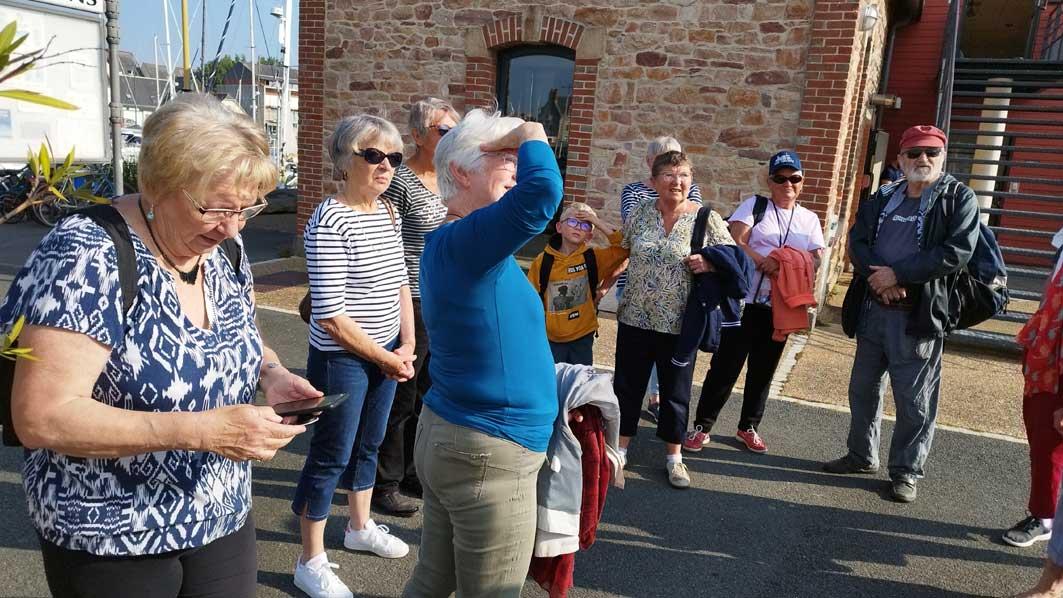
[0,21,77,110]
[0,140,109,224]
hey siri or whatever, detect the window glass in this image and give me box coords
[497,47,575,178]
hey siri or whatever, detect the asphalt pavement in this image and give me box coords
[0,215,1047,597]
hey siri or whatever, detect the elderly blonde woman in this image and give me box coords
[374,98,461,517]
[402,111,563,597]
[292,114,416,598]
[614,150,734,490]
[608,136,704,423]
[0,93,312,597]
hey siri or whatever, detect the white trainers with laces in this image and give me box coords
[294,555,353,598]
[344,518,410,558]
[667,461,691,489]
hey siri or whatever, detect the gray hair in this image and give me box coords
[409,97,461,138]
[328,114,403,180]
[434,109,524,201]
[646,136,683,160]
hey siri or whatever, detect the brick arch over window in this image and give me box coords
[462,12,604,207]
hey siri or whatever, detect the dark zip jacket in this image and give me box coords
[846,173,980,338]
[671,244,753,366]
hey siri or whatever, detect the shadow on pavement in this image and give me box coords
[568,475,1034,598]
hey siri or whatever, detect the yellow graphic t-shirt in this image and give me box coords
[527,231,628,343]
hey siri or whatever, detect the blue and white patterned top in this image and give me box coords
[0,214,262,556]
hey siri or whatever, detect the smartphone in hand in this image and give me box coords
[273,393,348,425]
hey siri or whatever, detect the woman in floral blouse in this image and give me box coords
[613,151,734,490]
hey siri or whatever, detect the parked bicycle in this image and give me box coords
[0,167,32,224]
[30,163,116,227]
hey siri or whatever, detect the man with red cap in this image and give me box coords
[824,125,980,504]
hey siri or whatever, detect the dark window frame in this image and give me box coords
[495,45,576,182]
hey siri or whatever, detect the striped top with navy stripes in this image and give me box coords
[304,197,409,351]
[381,165,447,299]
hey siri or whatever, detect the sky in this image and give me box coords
[118,0,299,71]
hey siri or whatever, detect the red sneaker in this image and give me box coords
[736,428,767,453]
[682,426,710,452]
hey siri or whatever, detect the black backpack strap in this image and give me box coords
[752,194,769,226]
[219,238,243,282]
[583,248,598,296]
[78,205,137,315]
[538,251,555,302]
[691,205,713,253]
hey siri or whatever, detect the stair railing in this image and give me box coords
[935,0,965,137]
[1042,1,1063,60]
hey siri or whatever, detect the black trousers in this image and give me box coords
[376,298,432,492]
[613,322,695,445]
[40,516,257,598]
[692,304,787,432]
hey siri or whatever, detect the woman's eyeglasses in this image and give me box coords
[432,125,452,136]
[770,174,804,185]
[354,148,403,168]
[903,148,943,160]
[563,217,593,232]
[182,190,269,223]
[482,151,518,168]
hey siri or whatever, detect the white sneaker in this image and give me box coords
[344,519,410,558]
[294,555,353,598]
[667,461,691,489]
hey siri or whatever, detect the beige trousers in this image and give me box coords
[403,406,545,598]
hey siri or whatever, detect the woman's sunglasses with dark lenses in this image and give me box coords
[433,125,452,136]
[354,148,403,168]
[904,148,943,160]
[563,217,594,232]
[771,174,804,185]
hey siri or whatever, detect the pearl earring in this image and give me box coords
[146,205,155,221]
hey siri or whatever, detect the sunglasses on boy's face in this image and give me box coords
[354,148,403,168]
[770,174,804,185]
[563,217,593,232]
[903,148,943,160]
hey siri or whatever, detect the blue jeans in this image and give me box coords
[1049,488,1063,565]
[549,332,594,366]
[292,343,398,520]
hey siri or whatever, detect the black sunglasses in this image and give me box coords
[904,148,943,160]
[354,148,403,168]
[771,174,804,185]
[433,125,452,136]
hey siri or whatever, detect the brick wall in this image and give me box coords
[296,0,325,240]
[794,0,888,226]
[297,0,889,246]
[462,12,601,206]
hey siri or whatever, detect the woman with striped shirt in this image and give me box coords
[292,115,416,598]
[373,98,460,517]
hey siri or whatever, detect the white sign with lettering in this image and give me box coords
[0,1,108,161]
[26,0,104,14]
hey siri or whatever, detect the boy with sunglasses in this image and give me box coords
[527,203,628,366]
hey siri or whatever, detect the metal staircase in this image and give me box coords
[936,0,1063,349]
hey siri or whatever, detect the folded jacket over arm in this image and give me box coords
[672,244,754,367]
[768,246,817,341]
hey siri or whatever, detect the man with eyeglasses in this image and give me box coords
[825,125,980,504]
